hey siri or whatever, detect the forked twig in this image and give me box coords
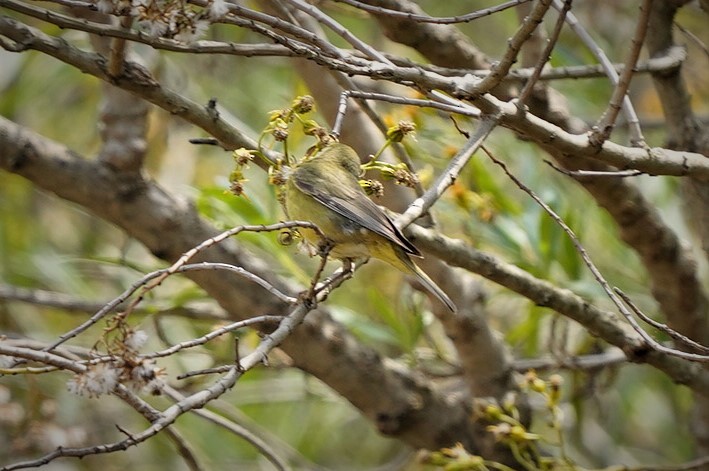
[614,288,709,355]
[397,116,499,228]
[43,222,320,351]
[517,0,572,106]
[332,0,532,24]
[553,0,644,144]
[589,0,652,146]
[483,146,708,363]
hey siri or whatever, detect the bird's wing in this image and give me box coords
[292,166,421,257]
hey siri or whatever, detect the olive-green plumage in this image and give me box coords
[284,143,456,312]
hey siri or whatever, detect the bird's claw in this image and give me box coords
[317,238,335,258]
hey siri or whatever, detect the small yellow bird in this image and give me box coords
[284,143,456,312]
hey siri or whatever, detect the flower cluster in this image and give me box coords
[66,362,121,398]
[355,120,420,192]
[263,95,320,154]
[231,97,422,208]
[66,330,165,398]
[385,120,416,143]
[360,159,419,190]
[95,0,229,43]
[437,370,570,470]
[421,443,484,469]
[360,179,384,197]
[228,148,256,197]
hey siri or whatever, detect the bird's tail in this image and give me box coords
[377,244,457,312]
[412,265,457,312]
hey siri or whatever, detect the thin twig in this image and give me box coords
[2,277,333,471]
[0,284,227,320]
[482,146,709,363]
[161,222,322,282]
[177,365,233,380]
[589,0,652,147]
[0,344,84,373]
[285,0,389,63]
[285,0,478,117]
[163,386,291,471]
[305,249,331,301]
[0,0,301,57]
[512,349,627,371]
[163,427,205,471]
[476,0,553,94]
[397,116,499,228]
[142,316,285,359]
[675,22,709,58]
[43,222,318,351]
[553,0,643,144]
[0,367,242,470]
[332,90,479,137]
[517,0,572,106]
[614,288,709,356]
[379,49,686,82]
[211,0,345,59]
[41,0,95,7]
[42,270,166,352]
[332,0,532,24]
[544,159,644,177]
[3,15,706,181]
[177,263,297,304]
[307,263,356,307]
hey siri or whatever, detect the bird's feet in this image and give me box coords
[317,238,335,258]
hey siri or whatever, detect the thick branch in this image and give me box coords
[359,0,492,70]
[407,224,709,395]
[644,0,709,457]
[1,16,707,180]
[0,15,259,151]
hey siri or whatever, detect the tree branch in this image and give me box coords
[1,15,706,180]
[406,224,709,395]
[0,115,485,452]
